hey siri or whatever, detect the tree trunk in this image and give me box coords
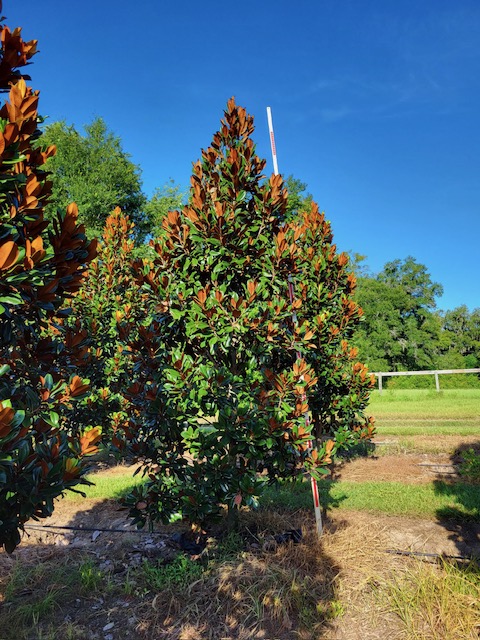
[226,505,239,532]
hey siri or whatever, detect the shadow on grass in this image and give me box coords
[434,440,480,559]
[335,440,376,463]
[261,477,346,515]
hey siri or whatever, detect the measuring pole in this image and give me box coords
[266,107,323,536]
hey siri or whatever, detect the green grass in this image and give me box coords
[0,555,108,638]
[65,464,480,521]
[368,389,480,439]
[377,424,480,437]
[369,389,480,420]
[64,471,143,501]
[142,554,203,592]
[261,479,480,520]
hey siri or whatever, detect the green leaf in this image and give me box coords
[42,411,60,429]
[170,308,183,320]
[0,294,23,305]
[43,374,54,390]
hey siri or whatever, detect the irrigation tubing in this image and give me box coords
[385,548,477,562]
[24,523,162,535]
[23,524,479,563]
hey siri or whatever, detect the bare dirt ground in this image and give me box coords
[336,451,456,483]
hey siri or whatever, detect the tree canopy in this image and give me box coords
[351,256,479,377]
[144,179,187,240]
[41,117,147,239]
[283,175,313,219]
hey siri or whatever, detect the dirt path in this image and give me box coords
[19,499,480,559]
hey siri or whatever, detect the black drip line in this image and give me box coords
[25,523,162,535]
[23,523,479,562]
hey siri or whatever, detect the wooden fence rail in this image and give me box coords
[371,368,480,393]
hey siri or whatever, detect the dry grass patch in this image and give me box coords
[141,526,340,640]
[1,508,479,639]
[319,515,404,639]
[319,515,480,640]
[375,435,480,455]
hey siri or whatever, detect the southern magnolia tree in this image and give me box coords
[121,99,374,529]
[66,208,149,442]
[0,18,98,552]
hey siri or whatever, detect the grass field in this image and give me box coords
[369,388,480,437]
[262,479,480,520]
[70,471,480,521]
[369,388,480,418]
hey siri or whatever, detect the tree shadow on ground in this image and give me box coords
[329,440,377,481]
[434,440,480,559]
[1,487,344,640]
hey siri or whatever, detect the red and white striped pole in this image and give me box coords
[266,107,279,176]
[266,107,323,537]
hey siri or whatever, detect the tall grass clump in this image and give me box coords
[384,559,480,640]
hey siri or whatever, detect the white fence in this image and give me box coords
[372,368,480,393]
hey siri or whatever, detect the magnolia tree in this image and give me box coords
[0,15,98,552]
[66,208,149,443]
[120,99,374,530]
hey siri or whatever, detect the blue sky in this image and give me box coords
[5,1,480,311]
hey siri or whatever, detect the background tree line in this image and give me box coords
[353,257,480,380]
[41,117,479,387]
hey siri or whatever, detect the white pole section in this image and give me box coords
[266,107,279,176]
[266,107,323,537]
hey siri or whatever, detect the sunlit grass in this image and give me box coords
[64,466,480,521]
[374,438,476,455]
[378,424,480,436]
[262,479,480,520]
[382,559,480,640]
[64,470,143,502]
[368,389,480,420]
[368,389,480,442]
